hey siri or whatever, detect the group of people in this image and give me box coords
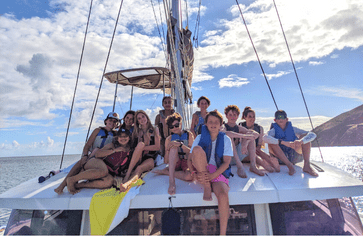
[54,95,319,235]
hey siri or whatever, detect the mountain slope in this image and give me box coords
[312,104,363,147]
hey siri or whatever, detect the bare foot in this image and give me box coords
[270,157,280,172]
[168,182,176,195]
[260,160,275,173]
[66,177,78,195]
[203,185,212,201]
[237,167,247,178]
[152,168,169,176]
[303,165,319,177]
[287,165,296,176]
[54,183,66,194]
[250,166,265,176]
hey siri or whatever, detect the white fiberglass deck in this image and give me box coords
[0,161,362,210]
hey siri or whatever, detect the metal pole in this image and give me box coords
[112,80,118,112]
[171,0,187,128]
[130,85,134,110]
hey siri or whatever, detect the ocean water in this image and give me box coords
[0,154,80,227]
[0,147,363,228]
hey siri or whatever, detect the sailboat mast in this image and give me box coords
[171,0,188,127]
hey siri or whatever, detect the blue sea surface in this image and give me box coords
[0,147,363,228]
[0,154,80,227]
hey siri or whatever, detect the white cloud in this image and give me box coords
[12,140,20,148]
[54,131,79,137]
[194,0,363,78]
[254,115,331,132]
[314,86,363,102]
[331,54,339,59]
[219,74,249,88]
[309,61,325,66]
[265,70,291,80]
[47,137,54,146]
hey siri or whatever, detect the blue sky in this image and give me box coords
[1,0,362,157]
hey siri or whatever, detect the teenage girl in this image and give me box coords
[191,96,210,138]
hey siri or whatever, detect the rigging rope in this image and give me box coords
[85,0,125,141]
[59,0,94,169]
[272,0,324,162]
[192,0,202,48]
[235,0,278,111]
[163,0,189,127]
[151,0,168,65]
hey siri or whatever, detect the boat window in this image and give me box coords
[269,197,363,235]
[108,205,256,235]
[4,209,83,235]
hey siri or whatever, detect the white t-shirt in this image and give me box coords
[191,134,233,166]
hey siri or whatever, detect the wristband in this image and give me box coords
[278,139,282,145]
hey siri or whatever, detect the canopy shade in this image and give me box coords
[104,67,171,90]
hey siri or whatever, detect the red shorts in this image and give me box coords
[175,159,188,171]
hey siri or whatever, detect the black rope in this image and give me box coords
[235,0,278,110]
[86,0,125,141]
[59,0,94,169]
[272,0,324,162]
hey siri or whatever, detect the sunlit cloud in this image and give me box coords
[265,70,291,80]
[315,86,363,102]
[309,61,325,66]
[219,74,249,88]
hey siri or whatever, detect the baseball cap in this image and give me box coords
[275,110,287,120]
[106,112,120,121]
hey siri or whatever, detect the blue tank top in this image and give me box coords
[194,111,205,135]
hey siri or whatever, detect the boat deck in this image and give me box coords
[1,161,363,210]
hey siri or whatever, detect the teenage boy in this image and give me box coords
[155,96,175,156]
[264,110,318,176]
[190,110,232,235]
[222,105,265,177]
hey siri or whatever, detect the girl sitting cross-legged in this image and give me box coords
[153,112,194,195]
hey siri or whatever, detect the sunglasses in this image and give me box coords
[168,123,180,129]
[276,115,287,120]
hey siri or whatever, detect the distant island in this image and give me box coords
[312,104,363,147]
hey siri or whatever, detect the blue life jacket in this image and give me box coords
[272,121,297,153]
[91,128,115,151]
[171,131,189,159]
[198,125,232,178]
[171,131,189,144]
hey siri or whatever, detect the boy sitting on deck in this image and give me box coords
[221,105,266,177]
[263,110,318,176]
[190,110,232,235]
